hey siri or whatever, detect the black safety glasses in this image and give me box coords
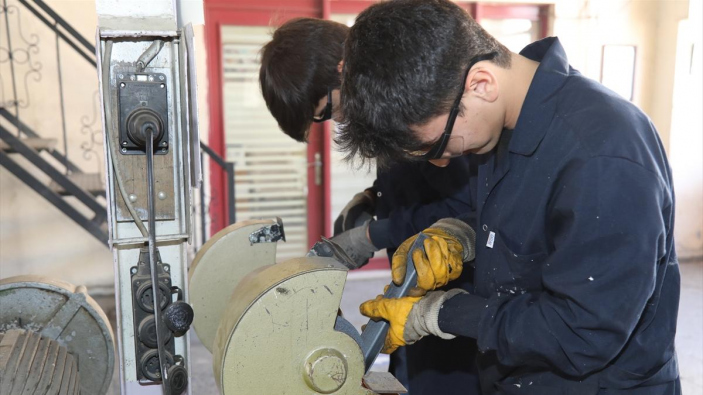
[407,52,498,160]
[312,87,333,123]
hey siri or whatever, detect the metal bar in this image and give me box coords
[0,150,107,244]
[226,162,235,225]
[90,211,106,227]
[110,233,189,247]
[0,108,83,173]
[146,130,171,393]
[359,233,424,371]
[176,37,192,243]
[54,21,69,175]
[200,151,206,246]
[100,30,178,38]
[183,24,201,187]
[0,108,39,138]
[199,141,228,168]
[0,125,105,214]
[3,0,20,136]
[18,0,96,67]
[30,0,95,54]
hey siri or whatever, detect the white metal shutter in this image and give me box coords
[221,25,309,261]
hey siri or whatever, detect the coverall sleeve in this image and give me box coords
[369,188,474,249]
[473,156,669,377]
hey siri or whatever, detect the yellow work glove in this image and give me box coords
[392,218,476,296]
[360,294,421,354]
[359,289,468,354]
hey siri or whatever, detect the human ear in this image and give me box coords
[466,68,498,103]
[337,60,344,74]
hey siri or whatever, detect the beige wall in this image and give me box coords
[669,0,703,259]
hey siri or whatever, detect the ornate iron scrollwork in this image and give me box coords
[0,1,42,112]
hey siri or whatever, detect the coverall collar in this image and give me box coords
[509,37,570,156]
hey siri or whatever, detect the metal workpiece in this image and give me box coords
[308,236,358,270]
[248,216,286,244]
[188,219,283,352]
[212,257,375,395]
[0,275,115,395]
[360,233,424,371]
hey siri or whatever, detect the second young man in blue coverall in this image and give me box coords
[259,17,481,395]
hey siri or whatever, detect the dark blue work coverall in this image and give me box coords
[439,37,681,394]
[365,157,482,395]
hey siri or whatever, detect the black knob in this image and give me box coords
[125,107,164,148]
[167,365,189,395]
[162,301,194,336]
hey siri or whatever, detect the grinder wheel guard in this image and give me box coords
[212,257,375,395]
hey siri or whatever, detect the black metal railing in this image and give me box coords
[19,0,95,66]
[1,0,101,174]
[0,0,109,244]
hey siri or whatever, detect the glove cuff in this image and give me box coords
[432,218,476,262]
[341,220,379,270]
[355,220,380,251]
[425,289,468,340]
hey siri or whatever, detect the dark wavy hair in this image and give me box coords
[259,18,349,142]
[337,0,511,166]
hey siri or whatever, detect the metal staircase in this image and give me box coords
[0,108,108,244]
[0,0,107,244]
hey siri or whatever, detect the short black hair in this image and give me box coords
[337,0,511,166]
[260,18,349,142]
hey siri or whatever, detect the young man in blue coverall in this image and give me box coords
[338,1,682,394]
[258,18,481,394]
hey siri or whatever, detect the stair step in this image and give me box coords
[0,137,57,152]
[49,173,105,196]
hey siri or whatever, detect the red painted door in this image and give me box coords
[204,0,329,259]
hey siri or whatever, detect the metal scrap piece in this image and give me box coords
[248,217,286,244]
[363,371,408,394]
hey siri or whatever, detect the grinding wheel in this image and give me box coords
[188,218,284,352]
[212,257,375,395]
[0,276,115,395]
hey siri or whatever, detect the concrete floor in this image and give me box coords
[107,259,703,395]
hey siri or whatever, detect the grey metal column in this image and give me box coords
[95,1,203,394]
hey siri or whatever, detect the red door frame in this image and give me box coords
[470,3,551,38]
[204,0,329,246]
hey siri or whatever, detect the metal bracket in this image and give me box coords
[118,72,170,155]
